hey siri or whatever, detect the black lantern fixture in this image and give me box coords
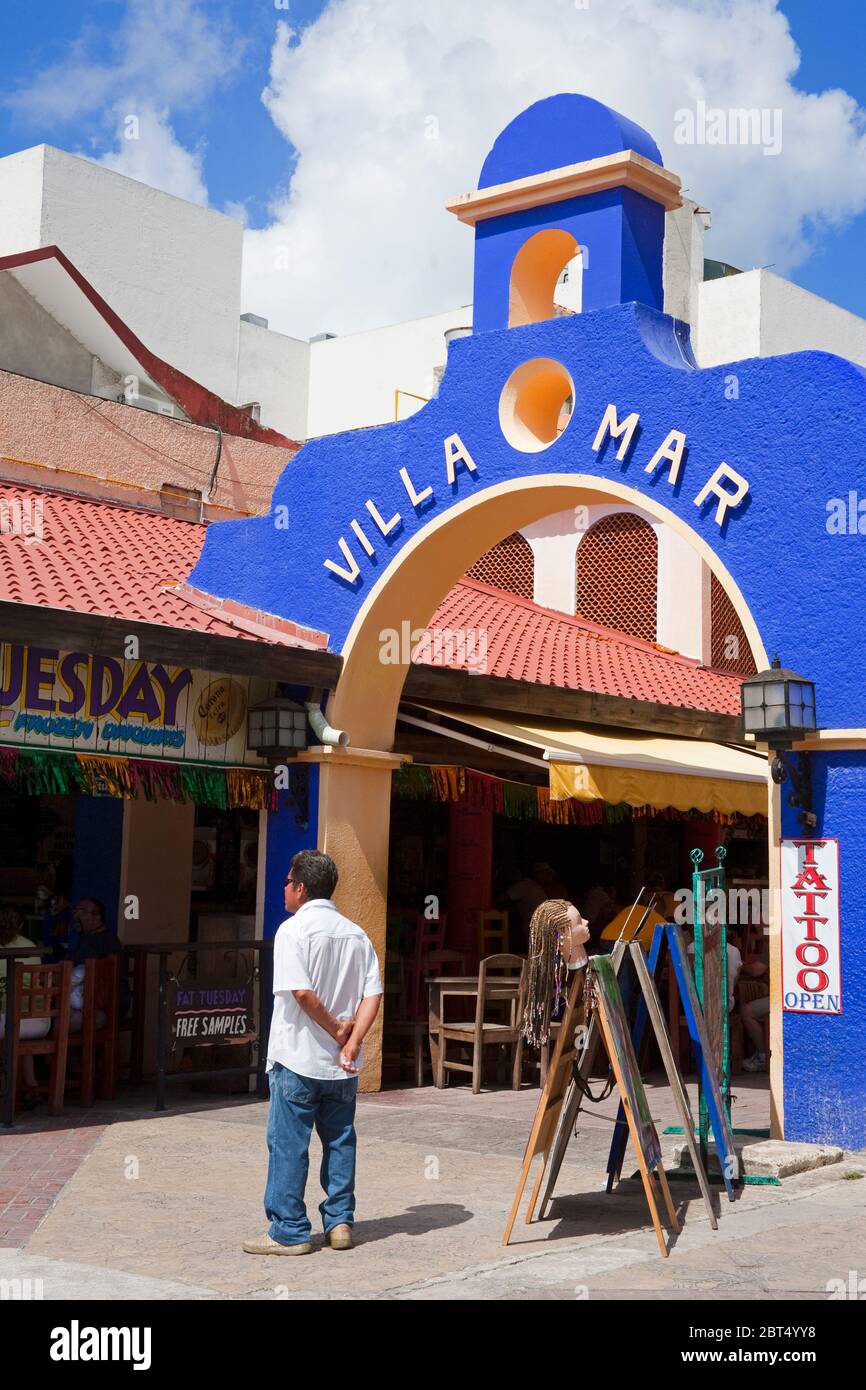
[247,697,309,757]
[740,655,818,829]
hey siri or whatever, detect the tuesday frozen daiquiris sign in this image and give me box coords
[189,92,866,1144]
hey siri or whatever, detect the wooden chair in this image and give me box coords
[407,913,446,1020]
[383,949,422,1085]
[434,954,527,1093]
[1,960,72,1116]
[386,949,467,1087]
[425,948,467,983]
[477,909,509,961]
[119,948,146,1085]
[66,956,120,1106]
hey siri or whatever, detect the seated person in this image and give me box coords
[41,892,73,953]
[0,907,49,1103]
[739,941,770,1072]
[532,861,571,902]
[499,867,546,952]
[65,898,123,1033]
[69,897,121,962]
[686,926,742,1012]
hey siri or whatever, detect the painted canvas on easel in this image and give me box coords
[589,954,662,1173]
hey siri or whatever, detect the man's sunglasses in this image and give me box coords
[285,876,300,887]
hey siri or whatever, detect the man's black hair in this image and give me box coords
[290,850,338,900]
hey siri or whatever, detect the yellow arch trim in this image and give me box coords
[330,472,768,749]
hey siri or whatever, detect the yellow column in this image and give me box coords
[297,745,407,1092]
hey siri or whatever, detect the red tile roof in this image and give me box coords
[420,577,745,716]
[0,483,746,714]
[0,481,318,646]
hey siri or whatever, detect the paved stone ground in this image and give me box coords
[2,1074,866,1300]
[0,1115,107,1246]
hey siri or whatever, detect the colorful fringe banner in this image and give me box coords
[0,747,17,785]
[17,749,84,796]
[226,768,278,812]
[0,744,285,814]
[76,754,136,798]
[464,769,504,814]
[392,762,766,829]
[431,766,465,802]
[180,765,229,809]
[128,760,182,803]
[502,779,536,821]
[393,764,435,800]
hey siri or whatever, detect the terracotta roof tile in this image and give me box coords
[0,485,748,715]
[421,577,745,716]
[0,482,311,645]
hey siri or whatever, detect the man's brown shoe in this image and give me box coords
[242,1233,312,1256]
[328,1223,353,1250]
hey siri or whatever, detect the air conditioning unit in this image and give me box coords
[115,391,180,419]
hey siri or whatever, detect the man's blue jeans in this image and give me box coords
[264,1062,359,1246]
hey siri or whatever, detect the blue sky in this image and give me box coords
[774,0,866,313]
[2,1,866,338]
[0,0,320,228]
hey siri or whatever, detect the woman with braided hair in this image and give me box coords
[522,898,590,1048]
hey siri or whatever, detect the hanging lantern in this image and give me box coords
[247,697,308,755]
[740,655,817,746]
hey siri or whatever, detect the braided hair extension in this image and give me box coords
[522,898,573,1047]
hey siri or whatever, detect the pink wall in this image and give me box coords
[0,367,295,518]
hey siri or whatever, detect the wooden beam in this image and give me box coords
[0,600,342,687]
[402,664,742,743]
[393,731,547,776]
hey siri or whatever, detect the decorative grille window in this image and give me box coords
[710,572,757,675]
[466,531,534,598]
[575,512,657,640]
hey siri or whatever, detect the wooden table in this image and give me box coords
[428,975,522,1088]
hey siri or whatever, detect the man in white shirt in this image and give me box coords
[243,850,383,1257]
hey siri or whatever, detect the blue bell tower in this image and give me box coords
[447,93,682,332]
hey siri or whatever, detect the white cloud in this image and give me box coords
[97,105,209,205]
[241,0,866,340]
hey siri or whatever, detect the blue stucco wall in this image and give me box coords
[262,767,319,941]
[472,188,666,330]
[477,93,662,186]
[782,753,866,1146]
[190,301,866,742]
[189,93,866,1145]
[71,794,124,933]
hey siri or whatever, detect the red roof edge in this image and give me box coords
[174,581,331,651]
[0,245,299,450]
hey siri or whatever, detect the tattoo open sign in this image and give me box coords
[170,982,256,1043]
[780,838,841,1014]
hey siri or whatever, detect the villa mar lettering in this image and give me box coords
[322,406,751,587]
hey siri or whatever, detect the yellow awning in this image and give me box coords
[408,705,768,817]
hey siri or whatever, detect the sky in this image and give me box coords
[2,0,866,340]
